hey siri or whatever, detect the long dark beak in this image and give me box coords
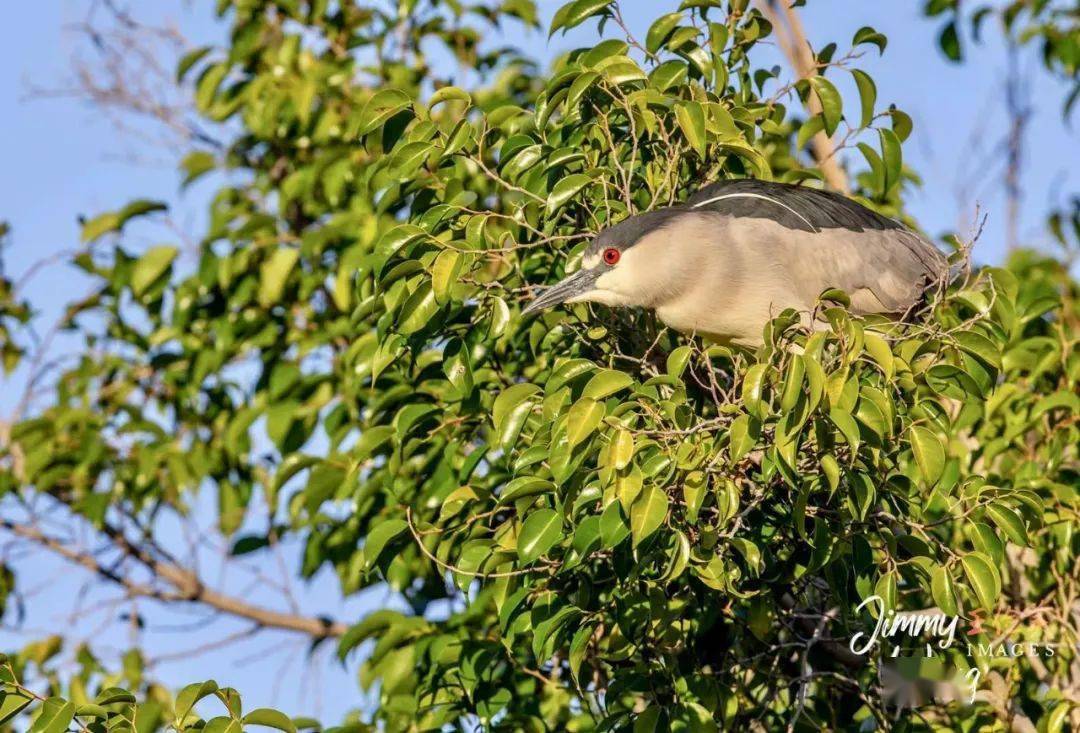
[521,268,600,316]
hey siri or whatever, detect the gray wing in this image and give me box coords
[790,225,947,313]
[688,179,904,233]
[689,180,947,312]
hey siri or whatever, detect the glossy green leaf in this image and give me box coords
[565,397,604,447]
[985,503,1028,546]
[630,486,668,547]
[961,552,1001,612]
[582,369,633,400]
[908,425,945,485]
[675,100,706,157]
[546,174,593,211]
[850,69,877,129]
[243,709,298,733]
[808,76,843,136]
[518,509,563,564]
[930,565,959,616]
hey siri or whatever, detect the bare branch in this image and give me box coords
[0,518,348,640]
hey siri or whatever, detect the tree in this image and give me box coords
[1,1,1078,731]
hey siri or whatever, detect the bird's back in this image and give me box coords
[686,179,947,314]
[687,179,905,233]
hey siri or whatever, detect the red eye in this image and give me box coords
[602,248,620,265]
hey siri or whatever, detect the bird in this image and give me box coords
[521,179,948,346]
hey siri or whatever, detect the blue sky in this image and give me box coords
[0,0,1076,723]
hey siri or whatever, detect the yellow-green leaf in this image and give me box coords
[961,552,1000,612]
[908,425,945,485]
[258,248,300,307]
[809,76,843,136]
[131,245,178,297]
[630,485,668,547]
[675,100,706,157]
[566,397,604,447]
[582,369,633,400]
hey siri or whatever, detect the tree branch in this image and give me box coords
[0,518,348,640]
[758,0,850,192]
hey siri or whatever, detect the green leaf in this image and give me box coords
[796,115,824,151]
[550,0,611,36]
[499,476,554,504]
[565,397,604,448]
[608,428,634,470]
[985,503,1028,546]
[600,500,630,548]
[0,692,33,726]
[730,537,763,577]
[195,62,228,111]
[850,69,877,129]
[177,46,212,82]
[939,21,961,61]
[131,245,178,297]
[568,624,594,685]
[630,486,668,547]
[970,522,1005,567]
[304,463,346,513]
[650,60,688,91]
[890,109,914,141]
[174,681,219,724]
[203,717,243,733]
[29,698,75,733]
[675,100,706,157]
[357,88,413,135]
[397,282,439,334]
[961,552,1001,612]
[442,339,474,399]
[740,364,769,418]
[1045,702,1071,733]
[364,518,409,568]
[95,688,137,705]
[258,248,300,307]
[682,472,706,524]
[428,86,471,109]
[243,709,297,733]
[874,571,898,612]
[582,369,633,400]
[953,330,1001,368]
[666,346,692,379]
[930,565,959,616]
[634,707,661,733]
[646,12,683,53]
[338,610,408,661]
[546,173,593,211]
[488,295,510,337]
[852,26,887,54]
[518,508,562,564]
[493,384,539,449]
[180,150,216,186]
[432,249,463,302]
[808,76,843,136]
[80,212,122,243]
[828,407,861,450]
[908,425,945,485]
[727,415,758,462]
[879,127,902,195]
[81,200,167,243]
[863,333,894,379]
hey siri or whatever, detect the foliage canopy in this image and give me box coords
[0,1,1078,731]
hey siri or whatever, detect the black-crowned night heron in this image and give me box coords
[522,179,947,345]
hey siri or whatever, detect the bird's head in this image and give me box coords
[522,208,700,316]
